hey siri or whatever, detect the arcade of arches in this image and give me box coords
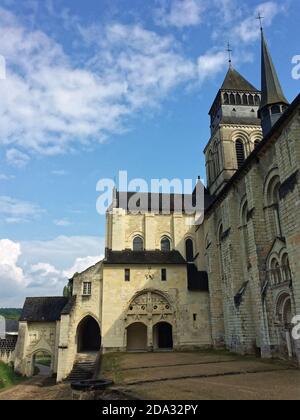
[126,290,174,351]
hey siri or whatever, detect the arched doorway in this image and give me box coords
[32,351,52,377]
[127,323,147,352]
[276,293,294,358]
[77,316,101,353]
[153,322,173,350]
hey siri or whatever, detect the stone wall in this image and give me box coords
[102,264,212,352]
[204,102,300,363]
[56,262,103,382]
[14,321,58,377]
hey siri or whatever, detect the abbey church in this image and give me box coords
[13,29,300,382]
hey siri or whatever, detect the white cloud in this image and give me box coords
[0,239,27,302]
[0,173,15,181]
[0,196,45,224]
[6,149,30,168]
[51,170,68,176]
[63,256,102,278]
[54,219,71,227]
[19,235,103,270]
[233,1,286,44]
[197,50,228,83]
[0,236,103,306]
[0,8,199,163]
[155,0,206,28]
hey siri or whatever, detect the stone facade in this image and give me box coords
[14,321,59,377]
[13,32,300,382]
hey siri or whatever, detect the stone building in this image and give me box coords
[14,29,300,382]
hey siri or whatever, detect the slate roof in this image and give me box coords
[221,116,261,126]
[20,297,69,322]
[61,296,77,315]
[114,191,198,214]
[5,319,19,333]
[221,67,259,92]
[104,250,187,265]
[260,31,289,109]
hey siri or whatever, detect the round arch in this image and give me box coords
[185,237,194,262]
[126,322,147,352]
[263,167,280,206]
[240,197,248,226]
[231,131,251,154]
[76,315,101,353]
[275,292,292,326]
[153,322,173,350]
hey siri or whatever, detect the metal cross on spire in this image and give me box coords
[226,42,233,68]
[257,12,264,31]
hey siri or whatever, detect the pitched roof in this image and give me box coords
[5,319,19,333]
[260,31,289,109]
[114,191,198,214]
[104,250,187,265]
[61,296,76,315]
[20,297,69,322]
[221,67,259,92]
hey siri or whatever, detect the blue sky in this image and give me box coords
[0,0,299,306]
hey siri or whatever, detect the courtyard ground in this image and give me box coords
[0,375,72,400]
[0,351,299,400]
[103,351,300,400]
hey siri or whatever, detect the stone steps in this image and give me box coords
[66,353,98,382]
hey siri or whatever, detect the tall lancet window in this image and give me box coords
[235,140,245,169]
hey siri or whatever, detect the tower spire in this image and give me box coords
[259,28,289,136]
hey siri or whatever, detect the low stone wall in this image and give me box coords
[0,337,17,364]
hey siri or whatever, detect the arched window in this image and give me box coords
[249,95,255,106]
[270,259,279,285]
[271,105,281,115]
[218,224,223,244]
[254,95,260,106]
[242,94,248,105]
[241,200,249,258]
[133,236,144,251]
[209,150,215,183]
[268,176,281,237]
[230,93,235,105]
[236,94,242,105]
[214,143,220,175]
[282,254,292,282]
[235,140,245,169]
[161,237,171,252]
[185,239,194,262]
[224,93,229,105]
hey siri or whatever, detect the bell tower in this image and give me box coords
[205,65,263,196]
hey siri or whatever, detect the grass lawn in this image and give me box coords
[0,362,25,392]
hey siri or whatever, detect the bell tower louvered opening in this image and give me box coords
[235,140,245,169]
